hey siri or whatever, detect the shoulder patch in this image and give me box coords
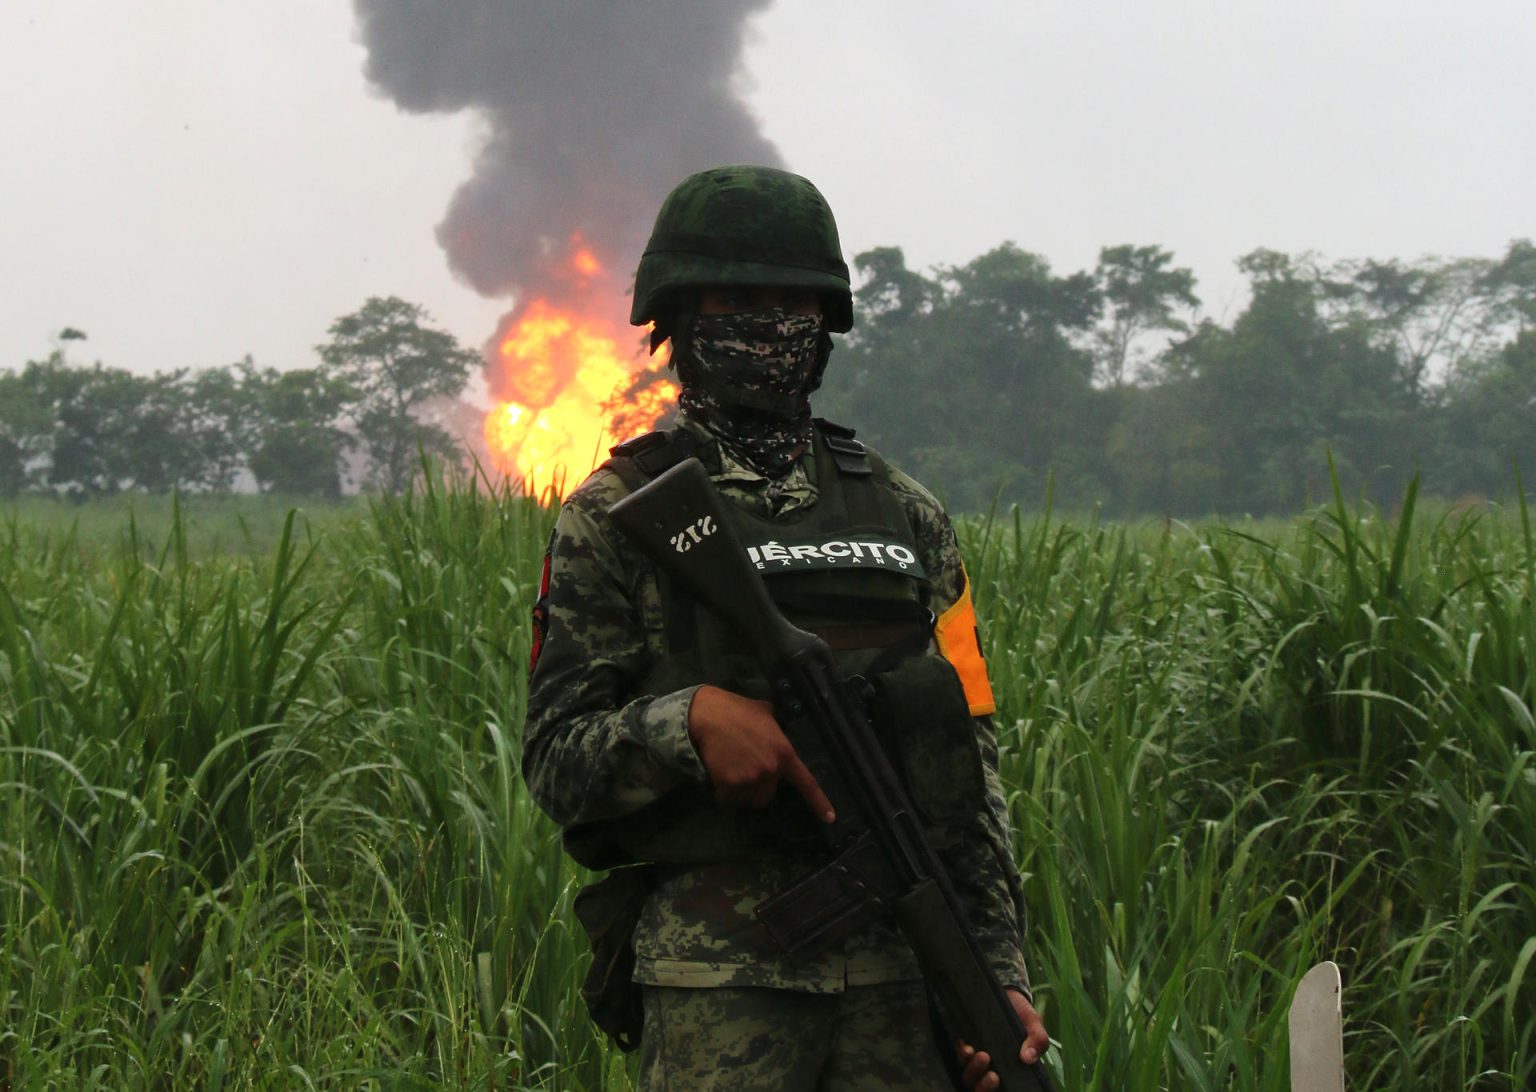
[529,544,554,676]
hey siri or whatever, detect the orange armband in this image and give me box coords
[933,567,996,716]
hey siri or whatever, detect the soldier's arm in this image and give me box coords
[889,467,1033,997]
[964,717,1035,996]
[520,470,710,829]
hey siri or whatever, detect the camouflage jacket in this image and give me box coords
[521,415,1032,996]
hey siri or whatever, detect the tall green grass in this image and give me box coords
[963,481,1535,1090]
[2,492,365,559]
[1,479,617,1089]
[2,478,1531,1088]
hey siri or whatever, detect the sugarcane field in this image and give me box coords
[1,481,1531,1087]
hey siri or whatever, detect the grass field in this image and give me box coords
[1,478,1532,1089]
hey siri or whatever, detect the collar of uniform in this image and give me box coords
[674,411,819,515]
[671,413,725,475]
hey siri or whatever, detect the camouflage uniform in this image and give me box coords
[639,981,952,1089]
[522,413,1032,1086]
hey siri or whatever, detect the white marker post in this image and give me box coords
[1288,961,1345,1092]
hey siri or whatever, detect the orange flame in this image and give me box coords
[483,294,676,495]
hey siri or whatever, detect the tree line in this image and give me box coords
[818,239,1536,514]
[0,297,477,498]
[4,243,1533,514]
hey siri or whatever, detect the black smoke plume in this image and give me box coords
[352,1,783,312]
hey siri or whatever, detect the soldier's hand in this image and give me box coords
[686,685,836,822]
[956,988,1049,1090]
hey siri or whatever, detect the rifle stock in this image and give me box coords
[609,457,1054,1092]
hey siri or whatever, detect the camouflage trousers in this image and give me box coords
[637,981,956,1091]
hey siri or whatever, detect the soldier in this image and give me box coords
[522,165,1049,1090]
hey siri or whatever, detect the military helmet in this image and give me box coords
[630,165,853,334]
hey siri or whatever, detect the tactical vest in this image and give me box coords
[614,420,933,685]
[563,420,985,870]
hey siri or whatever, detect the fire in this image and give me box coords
[572,247,602,278]
[483,297,677,496]
[481,234,678,495]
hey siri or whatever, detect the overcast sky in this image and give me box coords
[2,0,1532,379]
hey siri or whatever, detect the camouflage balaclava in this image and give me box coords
[675,306,823,476]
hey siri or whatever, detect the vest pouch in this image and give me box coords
[868,655,986,831]
[574,864,657,1052]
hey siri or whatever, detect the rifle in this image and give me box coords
[609,456,1054,1092]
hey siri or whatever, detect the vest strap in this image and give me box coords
[605,429,701,482]
[814,418,873,477]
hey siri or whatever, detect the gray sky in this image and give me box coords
[2,0,1532,377]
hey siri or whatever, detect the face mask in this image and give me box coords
[677,307,823,475]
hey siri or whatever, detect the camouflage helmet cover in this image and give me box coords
[630,165,853,334]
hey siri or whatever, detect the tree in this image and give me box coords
[850,246,938,347]
[182,362,257,492]
[1436,328,1536,495]
[39,360,147,495]
[0,364,52,495]
[822,243,1104,509]
[821,249,944,463]
[1105,378,1223,514]
[123,370,208,493]
[242,364,354,497]
[938,244,1102,501]
[317,297,477,493]
[1487,238,1536,334]
[1089,244,1199,388]
[1320,254,1506,396]
[1181,250,1417,511]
